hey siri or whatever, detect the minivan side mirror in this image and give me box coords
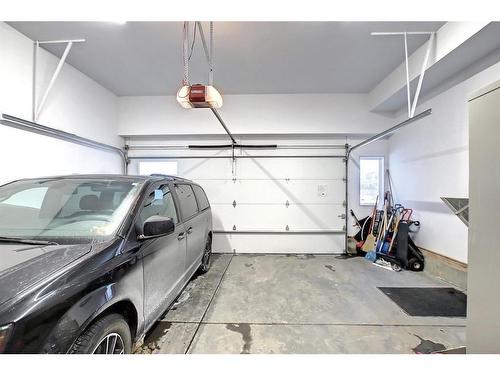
[138,216,175,240]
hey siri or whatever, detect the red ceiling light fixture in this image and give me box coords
[176,21,223,109]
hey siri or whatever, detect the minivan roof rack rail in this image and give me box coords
[149,174,191,182]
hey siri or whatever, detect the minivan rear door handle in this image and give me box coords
[187,227,193,234]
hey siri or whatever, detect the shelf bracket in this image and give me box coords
[32,38,85,122]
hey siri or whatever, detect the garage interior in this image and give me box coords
[1,20,500,354]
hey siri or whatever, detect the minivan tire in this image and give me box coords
[199,235,212,274]
[69,313,132,354]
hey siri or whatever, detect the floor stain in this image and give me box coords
[324,264,336,272]
[412,334,446,354]
[335,254,356,260]
[138,322,173,353]
[244,263,253,268]
[296,254,316,260]
[226,323,253,354]
[171,290,191,310]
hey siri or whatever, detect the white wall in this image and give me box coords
[388,60,500,263]
[0,22,122,185]
[118,94,390,136]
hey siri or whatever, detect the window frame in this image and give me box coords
[136,181,179,227]
[192,184,210,212]
[359,156,385,207]
[173,184,200,222]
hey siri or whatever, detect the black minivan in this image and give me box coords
[0,174,212,354]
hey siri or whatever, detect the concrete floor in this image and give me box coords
[136,254,466,354]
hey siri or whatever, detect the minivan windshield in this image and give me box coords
[0,178,144,245]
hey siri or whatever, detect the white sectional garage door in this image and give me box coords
[172,156,346,254]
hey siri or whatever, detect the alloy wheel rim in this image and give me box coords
[203,248,211,268]
[203,240,212,268]
[92,333,125,354]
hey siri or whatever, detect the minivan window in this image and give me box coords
[139,184,178,224]
[175,184,198,220]
[0,178,143,244]
[192,185,210,211]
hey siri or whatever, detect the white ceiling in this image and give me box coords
[8,21,445,96]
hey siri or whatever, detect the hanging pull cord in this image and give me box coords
[182,21,190,85]
[209,21,214,85]
[196,21,215,86]
[184,21,215,86]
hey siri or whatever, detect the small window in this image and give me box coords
[175,184,199,220]
[138,161,178,176]
[359,157,384,206]
[192,185,210,211]
[140,184,178,224]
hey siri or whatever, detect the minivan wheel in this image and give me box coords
[199,235,212,274]
[69,313,132,354]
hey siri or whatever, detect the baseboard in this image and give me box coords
[419,247,467,291]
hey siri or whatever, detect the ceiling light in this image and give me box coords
[176,84,223,109]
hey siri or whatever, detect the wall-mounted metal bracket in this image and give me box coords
[371,31,435,118]
[32,38,86,122]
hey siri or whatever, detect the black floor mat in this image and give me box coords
[378,287,467,317]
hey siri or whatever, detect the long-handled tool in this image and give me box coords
[387,207,408,255]
[350,209,361,229]
[378,193,391,238]
[361,195,379,252]
[376,204,403,254]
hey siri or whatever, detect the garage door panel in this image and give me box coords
[132,154,346,254]
[236,158,345,180]
[193,179,236,204]
[211,204,344,231]
[178,159,234,179]
[212,233,344,254]
[194,179,345,205]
